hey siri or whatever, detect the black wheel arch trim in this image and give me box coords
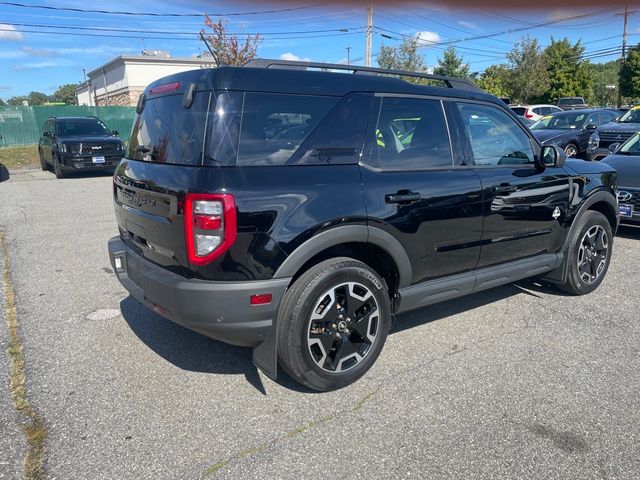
[543,188,617,284]
[273,225,413,288]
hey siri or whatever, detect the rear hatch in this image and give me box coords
[114,71,214,274]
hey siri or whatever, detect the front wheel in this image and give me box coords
[53,155,65,179]
[278,257,391,391]
[558,211,612,295]
[38,148,48,171]
[564,143,578,157]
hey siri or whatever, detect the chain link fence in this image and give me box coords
[0,106,136,147]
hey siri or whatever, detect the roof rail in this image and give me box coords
[243,58,480,91]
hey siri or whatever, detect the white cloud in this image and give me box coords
[0,24,24,41]
[458,20,480,31]
[13,59,75,71]
[22,46,58,58]
[415,31,441,46]
[279,52,310,62]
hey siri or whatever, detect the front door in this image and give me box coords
[360,96,484,285]
[452,101,572,269]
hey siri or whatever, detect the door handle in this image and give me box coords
[385,191,421,204]
[493,185,518,194]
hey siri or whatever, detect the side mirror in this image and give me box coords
[541,145,566,168]
[112,130,119,136]
[0,163,9,183]
[608,143,621,154]
[584,123,597,131]
[43,131,52,138]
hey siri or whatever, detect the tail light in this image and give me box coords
[524,110,534,119]
[184,193,237,266]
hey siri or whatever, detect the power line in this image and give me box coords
[0,1,327,17]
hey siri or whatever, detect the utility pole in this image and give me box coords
[365,0,373,67]
[618,5,629,108]
[346,47,351,65]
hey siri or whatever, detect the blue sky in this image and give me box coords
[0,1,636,99]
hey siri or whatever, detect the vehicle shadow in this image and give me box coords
[119,297,313,395]
[616,225,640,240]
[121,276,568,394]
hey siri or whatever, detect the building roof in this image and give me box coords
[86,55,215,78]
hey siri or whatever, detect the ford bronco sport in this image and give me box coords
[108,59,619,391]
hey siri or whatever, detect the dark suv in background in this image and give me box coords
[108,60,619,391]
[38,116,126,178]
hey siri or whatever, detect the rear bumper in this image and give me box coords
[108,237,290,347]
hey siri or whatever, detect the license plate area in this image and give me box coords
[92,156,106,164]
[620,204,633,218]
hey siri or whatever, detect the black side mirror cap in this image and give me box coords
[585,123,597,131]
[541,145,566,168]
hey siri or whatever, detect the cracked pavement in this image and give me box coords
[1,169,639,479]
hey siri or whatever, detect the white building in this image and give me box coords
[76,53,215,107]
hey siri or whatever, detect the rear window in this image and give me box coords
[57,118,111,137]
[558,97,584,106]
[510,107,526,116]
[128,92,211,165]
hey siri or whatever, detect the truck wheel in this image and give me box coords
[558,211,612,295]
[278,257,391,391]
[53,155,65,179]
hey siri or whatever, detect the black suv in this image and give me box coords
[38,116,126,178]
[108,60,619,391]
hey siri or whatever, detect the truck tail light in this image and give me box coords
[184,193,236,266]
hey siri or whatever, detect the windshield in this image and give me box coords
[618,107,640,123]
[56,119,111,137]
[618,133,640,155]
[530,112,586,130]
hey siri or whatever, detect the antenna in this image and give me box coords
[199,31,221,66]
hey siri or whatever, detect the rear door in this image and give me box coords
[360,95,484,285]
[452,101,571,269]
[41,120,53,161]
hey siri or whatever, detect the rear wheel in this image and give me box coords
[53,154,65,179]
[278,257,391,391]
[558,211,612,295]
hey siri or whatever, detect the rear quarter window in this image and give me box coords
[510,107,527,116]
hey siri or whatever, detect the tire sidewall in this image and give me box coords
[279,259,390,391]
[566,211,612,294]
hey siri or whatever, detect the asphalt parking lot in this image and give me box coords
[1,168,639,479]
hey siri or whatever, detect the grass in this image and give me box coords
[0,145,40,170]
[1,231,47,479]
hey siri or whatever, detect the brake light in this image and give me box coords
[524,110,534,119]
[149,81,180,95]
[184,193,237,266]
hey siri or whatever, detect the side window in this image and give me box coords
[237,93,338,166]
[598,112,615,125]
[42,120,51,134]
[457,102,535,167]
[370,97,452,170]
[585,113,599,126]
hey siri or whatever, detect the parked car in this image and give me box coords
[530,109,618,157]
[557,97,588,110]
[510,104,563,121]
[107,59,618,391]
[587,107,640,161]
[38,116,126,178]
[603,133,640,227]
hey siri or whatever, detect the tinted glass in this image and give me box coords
[510,107,527,116]
[619,133,640,154]
[533,112,586,130]
[371,97,452,170]
[585,113,599,126]
[457,103,534,167]
[598,111,616,125]
[128,92,211,165]
[237,93,338,166]
[205,92,243,167]
[56,118,111,137]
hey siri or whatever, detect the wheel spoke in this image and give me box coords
[329,335,357,371]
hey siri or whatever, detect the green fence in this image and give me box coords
[0,106,136,147]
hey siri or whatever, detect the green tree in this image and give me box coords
[542,37,592,104]
[506,36,549,103]
[27,91,49,106]
[7,96,28,106]
[200,15,262,66]
[476,64,510,98]
[589,60,620,107]
[620,45,640,101]
[53,83,79,105]
[0,98,6,107]
[377,39,428,84]
[433,45,470,79]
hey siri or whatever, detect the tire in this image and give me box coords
[564,143,578,158]
[558,211,613,295]
[53,154,65,179]
[38,148,48,171]
[277,257,391,391]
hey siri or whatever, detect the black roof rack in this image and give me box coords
[243,58,480,91]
